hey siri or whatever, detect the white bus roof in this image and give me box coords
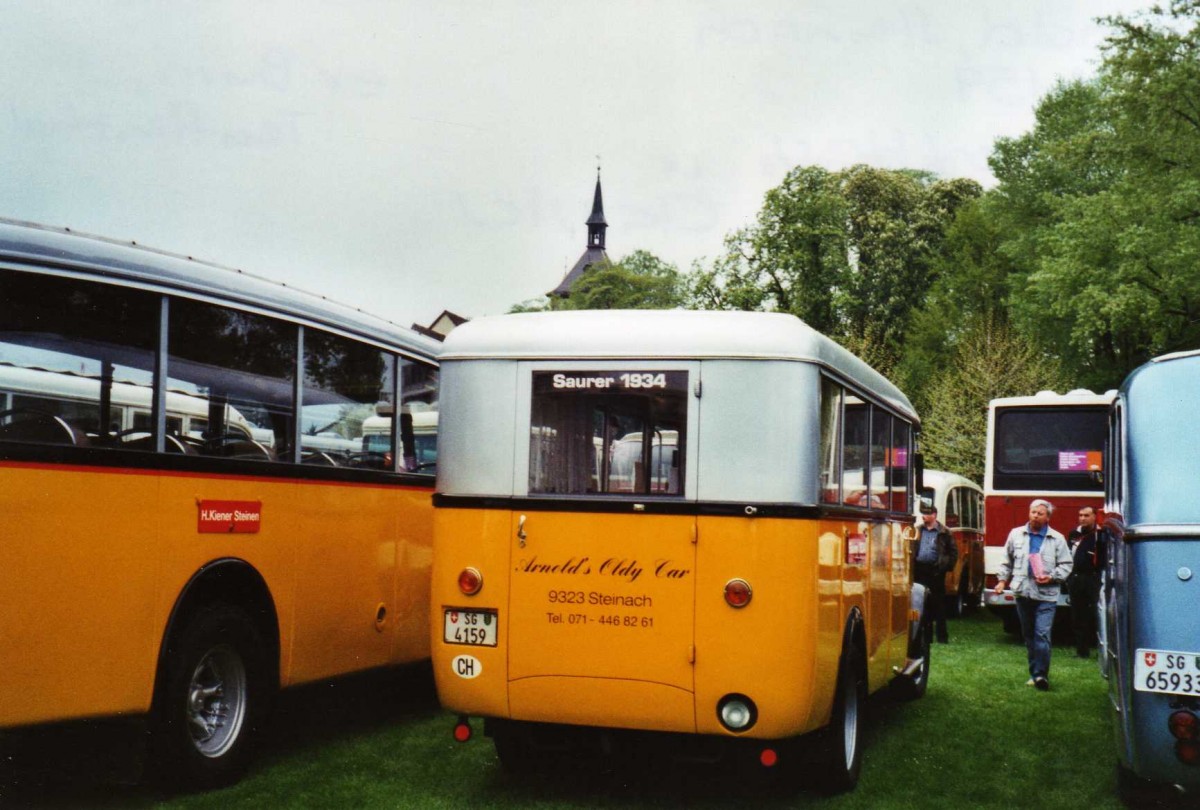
[989,389,1116,409]
[0,218,441,360]
[439,310,917,421]
[921,469,982,493]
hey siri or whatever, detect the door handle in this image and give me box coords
[517,514,527,548]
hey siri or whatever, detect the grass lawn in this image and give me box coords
[3,611,1129,809]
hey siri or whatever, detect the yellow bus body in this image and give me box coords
[432,508,912,739]
[1,460,432,728]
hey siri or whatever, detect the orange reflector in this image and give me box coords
[724,578,752,608]
[760,748,778,768]
[458,567,483,595]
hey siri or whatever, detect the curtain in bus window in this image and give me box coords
[870,407,892,511]
[0,269,158,450]
[819,378,843,504]
[400,360,438,474]
[528,370,687,496]
[842,395,870,507]
[167,299,295,461]
[302,330,393,468]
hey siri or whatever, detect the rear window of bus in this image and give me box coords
[528,370,687,496]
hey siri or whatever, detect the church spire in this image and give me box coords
[549,166,612,298]
[586,168,607,249]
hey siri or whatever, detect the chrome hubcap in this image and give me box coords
[186,644,247,758]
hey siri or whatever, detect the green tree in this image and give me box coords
[986,3,1200,389]
[894,195,1018,413]
[508,250,685,313]
[921,316,1067,482]
[689,164,980,377]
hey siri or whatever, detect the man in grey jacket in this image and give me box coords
[993,499,1073,690]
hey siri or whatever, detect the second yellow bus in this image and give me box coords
[431,310,928,792]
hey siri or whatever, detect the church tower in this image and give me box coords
[549,171,609,298]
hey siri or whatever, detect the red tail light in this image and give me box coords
[724,578,752,608]
[453,717,472,742]
[1169,710,1199,741]
[1177,740,1200,767]
[760,748,778,768]
[458,567,483,595]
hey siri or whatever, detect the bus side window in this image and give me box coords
[400,359,439,474]
[0,269,158,449]
[945,488,961,529]
[893,419,912,513]
[168,299,295,461]
[819,378,842,504]
[301,329,395,468]
[841,395,870,508]
[870,406,892,511]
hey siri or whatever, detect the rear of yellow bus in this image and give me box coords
[430,354,915,778]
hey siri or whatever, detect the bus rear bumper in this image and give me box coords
[983,589,1017,609]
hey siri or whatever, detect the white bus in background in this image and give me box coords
[982,389,1115,630]
[0,363,262,454]
[362,406,438,472]
[918,470,985,616]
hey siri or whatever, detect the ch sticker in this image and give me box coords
[452,654,482,679]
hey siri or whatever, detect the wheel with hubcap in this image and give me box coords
[151,603,270,791]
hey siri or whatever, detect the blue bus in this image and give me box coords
[1101,349,1200,800]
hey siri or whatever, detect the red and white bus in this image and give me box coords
[981,389,1114,628]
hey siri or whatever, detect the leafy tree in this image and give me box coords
[894,195,1018,413]
[566,250,685,310]
[921,315,1067,482]
[986,3,1200,389]
[688,164,980,377]
[508,250,685,313]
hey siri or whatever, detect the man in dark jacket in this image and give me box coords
[1067,506,1106,658]
[913,506,958,643]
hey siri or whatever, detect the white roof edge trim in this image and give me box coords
[988,391,1116,408]
[439,310,917,422]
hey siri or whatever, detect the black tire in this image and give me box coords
[1115,760,1178,808]
[492,725,534,775]
[892,620,930,702]
[946,587,965,619]
[151,603,271,791]
[814,641,866,794]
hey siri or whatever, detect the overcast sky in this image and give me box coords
[1,1,1150,330]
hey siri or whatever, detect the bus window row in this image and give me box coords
[819,376,913,513]
[0,268,437,473]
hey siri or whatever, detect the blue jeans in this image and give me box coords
[1016,596,1057,679]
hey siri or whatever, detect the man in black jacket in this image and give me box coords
[1067,506,1106,658]
[913,506,959,644]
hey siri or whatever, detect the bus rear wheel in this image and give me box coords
[813,642,865,794]
[151,603,270,791]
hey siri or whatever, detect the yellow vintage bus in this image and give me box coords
[431,310,928,792]
[0,219,439,789]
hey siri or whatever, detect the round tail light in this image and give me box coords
[759,748,778,768]
[724,578,752,608]
[1177,739,1200,767]
[458,567,483,595]
[1169,710,1199,741]
[717,694,757,732]
[453,717,472,743]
